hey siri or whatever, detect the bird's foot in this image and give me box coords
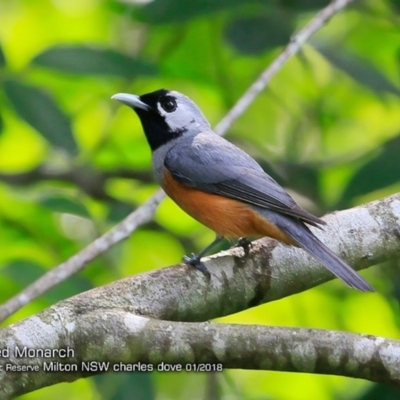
[183,253,211,278]
[233,237,252,255]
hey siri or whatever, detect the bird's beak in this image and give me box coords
[111,93,151,111]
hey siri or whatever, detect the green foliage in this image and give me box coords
[135,0,258,23]
[341,134,400,205]
[32,46,157,78]
[3,259,93,303]
[39,194,91,218]
[93,372,154,400]
[0,111,3,136]
[315,44,400,97]
[0,0,400,399]
[225,12,294,55]
[3,79,78,154]
[0,42,6,68]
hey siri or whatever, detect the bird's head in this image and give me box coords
[112,89,211,151]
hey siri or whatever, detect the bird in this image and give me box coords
[112,89,374,292]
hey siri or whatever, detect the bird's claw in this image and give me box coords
[183,254,211,278]
[233,237,252,255]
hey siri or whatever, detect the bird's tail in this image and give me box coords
[283,223,374,292]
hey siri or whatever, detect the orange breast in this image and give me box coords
[162,170,295,245]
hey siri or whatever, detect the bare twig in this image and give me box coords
[0,0,355,322]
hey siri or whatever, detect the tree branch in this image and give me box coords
[1,193,400,397]
[43,193,400,323]
[0,0,357,322]
[1,312,399,399]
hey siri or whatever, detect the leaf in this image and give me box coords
[39,195,90,218]
[340,134,400,202]
[32,46,157,78]
[0,43,6,68]
[390,0,400,13]
[107,202,134,223]
[275,161,321,202]
[360,382,400,400]
[3,79,78,154]
[47,275,93,303]
[93,372,154,400]
[314,44,400,96]
[225,13,294,55]
[256,160,322,206]
[3,259,93,303]
[2,260,46,288]
[281,0,330,12]
[135,0,261,24]
[0,111,4,135]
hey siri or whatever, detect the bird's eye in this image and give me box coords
[160,96,177,113]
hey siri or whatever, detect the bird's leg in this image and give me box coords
[233,237,252,255]
[183,234,224,277]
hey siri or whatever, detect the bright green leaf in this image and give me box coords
[32,46,157,78]
[3,79,78,154]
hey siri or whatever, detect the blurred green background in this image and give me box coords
[1,0,400,399]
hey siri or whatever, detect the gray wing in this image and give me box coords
[164,132,324,227]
